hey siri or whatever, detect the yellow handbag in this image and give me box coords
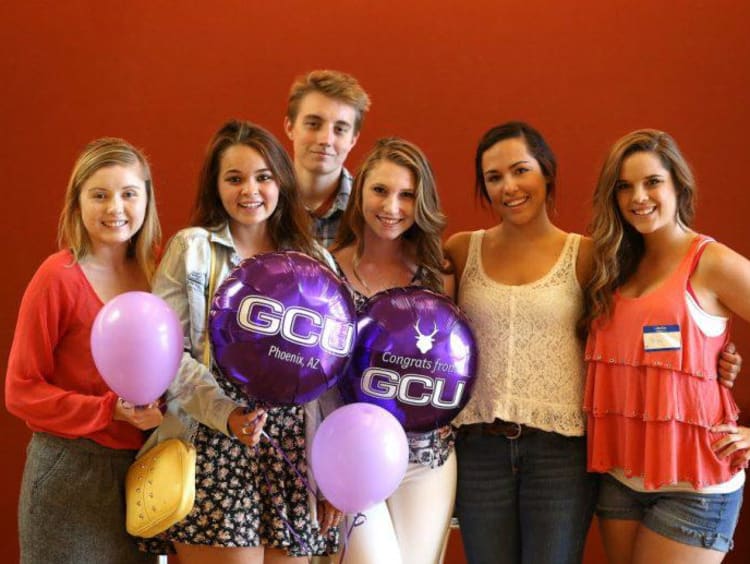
[125,438,197,537]
[125,240,218,538]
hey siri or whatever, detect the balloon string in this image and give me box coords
[260,430,316,494]
[257,451,313,556]
[258,428,341,558]
[338,512,367,563]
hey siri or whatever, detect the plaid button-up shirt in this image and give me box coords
[311,168,352,249]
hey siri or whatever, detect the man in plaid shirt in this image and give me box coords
[284,70,371,248]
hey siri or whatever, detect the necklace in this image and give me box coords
[354,260,414,295]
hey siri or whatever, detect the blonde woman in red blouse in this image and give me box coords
[6,138,164,563]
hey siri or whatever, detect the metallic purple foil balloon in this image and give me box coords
[340,287,477,432]
[210,251,356,405]
[91,291,183,405]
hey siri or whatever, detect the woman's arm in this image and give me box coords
[154,233,240,435]
[444,231,473,290]
[5,258,121,435]
[576,236,595,288]
[692,242,750,321]
[442,270,457,302]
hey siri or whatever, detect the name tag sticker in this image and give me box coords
[643,324,681,352]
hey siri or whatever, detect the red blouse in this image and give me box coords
[5,250,145,450]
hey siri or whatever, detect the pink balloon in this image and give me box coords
[311,403,409,514]
[91,291,183,405]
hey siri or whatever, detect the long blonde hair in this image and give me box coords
[57,137,161,281]
[578,129,696,338]
[332,137,448,293]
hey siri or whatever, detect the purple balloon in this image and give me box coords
[91,291,183,405]
[340,287,477,432]
[311,403,408,514]
[210,251,356,405]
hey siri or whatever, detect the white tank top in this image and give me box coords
[453,230,586,436]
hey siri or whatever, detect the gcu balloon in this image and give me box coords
[340,287,477,432]
[311,403,408,514]
[91,292,183,405]
[210,251,356,405]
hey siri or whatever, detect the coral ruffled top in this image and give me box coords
[584,236,740,489]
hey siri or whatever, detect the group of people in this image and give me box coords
[5,68,750,564]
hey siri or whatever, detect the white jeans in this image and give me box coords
[341,450,457,564]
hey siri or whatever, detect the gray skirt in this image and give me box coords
[18,432,157,564]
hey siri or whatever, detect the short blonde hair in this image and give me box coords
[57,137,161,281]
[287,69,371,133]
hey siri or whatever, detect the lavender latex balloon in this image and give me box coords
[340,287,477,432]
[91,291,183,406]
[311,403,408,514]
[210,251,356,405]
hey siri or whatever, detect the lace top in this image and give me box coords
[453,230,586,436]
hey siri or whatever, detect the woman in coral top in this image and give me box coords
[5,138,164,563]
[581,129,750,562]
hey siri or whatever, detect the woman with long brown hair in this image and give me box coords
[582,129,750,563]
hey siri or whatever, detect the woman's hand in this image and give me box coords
[113,399,164,430]
[227,407,267,447]
[711,423,750,470]
[718,342,742,389]
[437,425,454,440]
[317,499,343,534]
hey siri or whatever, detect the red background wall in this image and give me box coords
[1,1,748,561]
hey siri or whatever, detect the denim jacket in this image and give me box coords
[139,225,340,503]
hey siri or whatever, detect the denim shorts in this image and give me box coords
[596,473,743,553]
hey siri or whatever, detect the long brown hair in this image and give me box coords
[578,129,697,338]
[191,119,320,258]
[332,137,448,293]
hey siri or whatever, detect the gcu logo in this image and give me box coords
[414,321,438,354]
[236,296,354,356]
[361,367,465,408]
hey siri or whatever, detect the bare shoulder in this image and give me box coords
[693,239,750,321]
[575,235,594,287]
[697,240,750,280]
[444,231,475,281]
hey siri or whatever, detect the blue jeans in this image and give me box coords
[455,426,597,564]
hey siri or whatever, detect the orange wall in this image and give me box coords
[2,1,749,562]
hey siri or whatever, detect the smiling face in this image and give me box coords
[78,164,148,251]
[481,137,549,225]
[616,150,679,235]
[361,159,417,241]
[284,91,359,177]
[218,144,280,236]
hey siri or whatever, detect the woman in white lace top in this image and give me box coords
[445,121,597,564]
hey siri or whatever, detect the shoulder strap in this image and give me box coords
[688,236,715,277]
[202,241,217,368]
[685,236,714,303]
[463,230,484,274]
